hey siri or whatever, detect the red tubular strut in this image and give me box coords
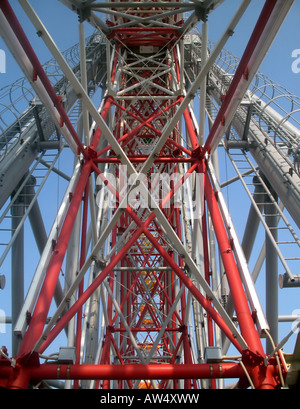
[203,168,279,389]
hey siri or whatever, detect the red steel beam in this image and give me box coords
[203,168,281,389]
[36,362,242,381]
[203,168,264,355]
[0,363,246,385]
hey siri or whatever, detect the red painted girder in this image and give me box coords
[204,167,264,356]
[0,362,258,384]
[111,328,183,332]
[95,157,194,164]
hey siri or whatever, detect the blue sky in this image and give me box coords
[0,0,300,362]
[208,0,300,94]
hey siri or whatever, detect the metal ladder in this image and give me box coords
[0,148,63,268]
[224,142,300,281]
[206,94,300,284]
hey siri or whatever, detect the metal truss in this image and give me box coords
[0,0,299,390]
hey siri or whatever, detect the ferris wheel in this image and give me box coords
[0,0,299,390]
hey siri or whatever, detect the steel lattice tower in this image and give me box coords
[0,0,299,390]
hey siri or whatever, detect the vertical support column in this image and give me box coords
[11,195,25,356]
[242,176,266,261]
[79,22,90,146]
[199,21,208,146]
[265,192,278,354]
